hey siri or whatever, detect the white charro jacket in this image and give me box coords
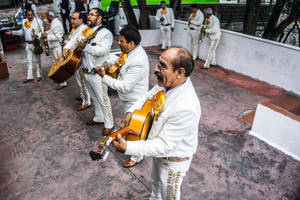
[205,15,221,40]
[64,23,87,48]
[47,18,64,48]
[64,24,113,71]
[187,9,204,31]
[102,45,149,103]
[155,7,175,28]
[12,17,43,42]
[125,78,201,158]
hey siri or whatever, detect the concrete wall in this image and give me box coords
[250,102,300,161]
[114,8,300,95]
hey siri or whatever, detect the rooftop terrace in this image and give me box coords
[0,36,300,199]
[1,4,300,200]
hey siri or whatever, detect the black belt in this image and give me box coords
[26,41,33,44]
[82,68,96,74]
[161,23,171,26]
[190,27,195,30]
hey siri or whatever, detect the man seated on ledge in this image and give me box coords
[112,47,201,200]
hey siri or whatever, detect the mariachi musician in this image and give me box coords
[202,8,221,69]
[62,11,91,111]
[184,4,204,60]
[43,10,67,90]
[95,26,149,168]
[155,1,175,50]
[112,47,201,200]
[63,8,114,135]
[6,8,43,83]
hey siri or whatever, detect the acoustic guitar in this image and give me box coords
[90,90,166,161]
[91,53,128,79]
[48,26,104,84]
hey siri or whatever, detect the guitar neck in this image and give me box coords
[91,127,133,161]
[100,127,132,145]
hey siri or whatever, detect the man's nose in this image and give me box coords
[154,65,160,72]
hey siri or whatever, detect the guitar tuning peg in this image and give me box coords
[103,152,109,161]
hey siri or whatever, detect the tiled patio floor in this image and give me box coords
[1,39,299,200]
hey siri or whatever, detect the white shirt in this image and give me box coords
[65,23,86,45]
[188,9,204,31]
[12,17,43,42]
[125,78,201,158]
[47,18,64,48]
[205,15,221,40]
[89,0,99,10]
[155,8,175,28]
[65,25,112,71]
[102,45,149,103]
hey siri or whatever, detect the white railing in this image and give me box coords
[115,8,300,95]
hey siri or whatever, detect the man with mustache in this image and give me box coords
[112,47,201,200]
[6,8,43,83]
[95,26,149,168]
[63,11,91,111]
[63,8,114,135]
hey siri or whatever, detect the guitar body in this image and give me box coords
[90,100,154,161]
[48,48,82,84]
[107,63,119,78]
[126,100,153,141]
[48,27,101,84]
[90,91,165,161]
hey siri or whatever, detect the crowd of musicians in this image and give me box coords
[5,1,223,199]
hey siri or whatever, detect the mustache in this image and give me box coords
[154,71,163,80]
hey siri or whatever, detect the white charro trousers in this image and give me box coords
[75,68,91,106]
[25,44,41,79]
[50,46,67,86]
[204,38,220,68]
[160,25,172,49]
[187,29,200,60]
[150,157,193,200]
[84,73,114,129]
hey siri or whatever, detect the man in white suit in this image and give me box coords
[64,8,114,135]
[185,4,204,60]
[155,1,175,50]
[112,47,201,200]
[202,8,221,69]
[43,10,67,90]
[6,9,43,83]
[96,26,149,168]
[63,11,91,111]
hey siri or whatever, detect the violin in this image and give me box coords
[32,30,43,55]
[42,19,49,56]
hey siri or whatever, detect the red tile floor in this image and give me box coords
[0,39,300,199]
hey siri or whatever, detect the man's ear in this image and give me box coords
[98,16,102,24]
[177,67,186,78]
